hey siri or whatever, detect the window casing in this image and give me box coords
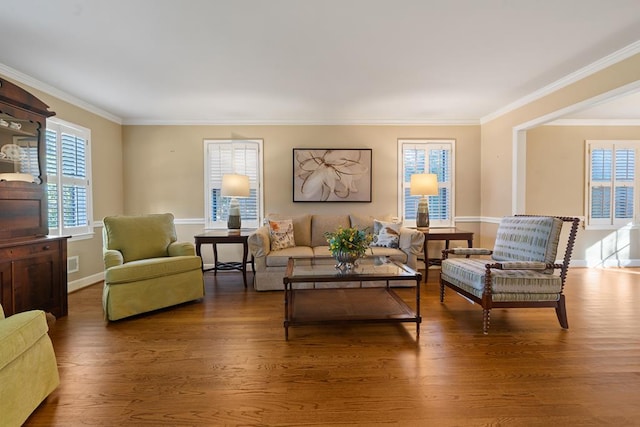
[45,118,93,238]
[204,139,263,229]
[399,139,455,227]
[586,140,639,229]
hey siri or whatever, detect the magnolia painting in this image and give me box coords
[293,149,372,202]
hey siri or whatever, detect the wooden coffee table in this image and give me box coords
[282,256,422,340]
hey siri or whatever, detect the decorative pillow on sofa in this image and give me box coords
[269,219,296,251]
[370,220,401,248]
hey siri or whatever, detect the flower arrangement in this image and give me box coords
[324,226,373,259]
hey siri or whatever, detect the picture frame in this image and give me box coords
[293,148,372,202]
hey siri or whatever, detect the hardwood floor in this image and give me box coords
[25,268,640,426]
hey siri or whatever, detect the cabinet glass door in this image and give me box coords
[0,113,41,183]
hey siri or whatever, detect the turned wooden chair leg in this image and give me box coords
[439,282,445,302]
[555,295,569,329]
[482,309,490,334]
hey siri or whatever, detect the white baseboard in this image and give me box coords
[68,272,104,293]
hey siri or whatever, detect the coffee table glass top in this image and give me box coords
[287,256,418,280]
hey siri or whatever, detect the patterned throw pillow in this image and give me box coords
[269,219,295,251]
[370,219,401,248]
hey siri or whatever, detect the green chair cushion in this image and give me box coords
[105,256,202,285]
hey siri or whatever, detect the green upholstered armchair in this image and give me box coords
[102,213,205,321]
[440,215,580,334]
[0,304,59,427]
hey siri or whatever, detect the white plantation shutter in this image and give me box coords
[204,139,263,228]
[399,140,454,227]
[586,140,638,228]
[46,118,92,237]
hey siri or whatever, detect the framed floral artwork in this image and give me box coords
[293,148,372,202]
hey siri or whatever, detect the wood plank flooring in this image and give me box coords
[24,268,640,426]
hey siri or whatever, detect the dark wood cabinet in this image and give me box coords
[0,236,68,318]
[0,78,68,317]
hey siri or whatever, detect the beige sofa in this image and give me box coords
[248,214,425,291]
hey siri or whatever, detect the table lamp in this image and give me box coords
[221,174,250,229]
[410,173,438,228]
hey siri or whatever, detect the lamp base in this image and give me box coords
[227,197,241,229]
[227,215,241,230]
[416,197,430,228]
[416,212,430,228]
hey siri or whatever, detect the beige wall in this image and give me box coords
[527,125,640,265]
[480,53,640,252]
[122,124,481,219]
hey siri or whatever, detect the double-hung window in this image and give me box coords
[586,140,639,228]
[204,139,263,229]
[399,139,455,227]
[45,118,93,238]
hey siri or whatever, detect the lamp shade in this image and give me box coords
[410,173,438,196]
[221,174,250,198]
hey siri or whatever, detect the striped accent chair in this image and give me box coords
[440,215,580,334]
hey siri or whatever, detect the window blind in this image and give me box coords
[46,118,92,237]
[205,140,262,229]
[400,140,454,227]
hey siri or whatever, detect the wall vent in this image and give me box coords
[67,256,79,273]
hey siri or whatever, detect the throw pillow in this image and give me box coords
[269,219,296,251]
[370,219,401,248]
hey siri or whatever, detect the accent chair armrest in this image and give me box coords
[492,261,552,270]
[447,248,493,256]
[168,241,196,257]
[103,249,124,269]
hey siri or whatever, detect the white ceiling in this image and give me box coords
[1,0,640,125]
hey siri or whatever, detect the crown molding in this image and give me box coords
[0,63,123,125]
[545,119,640,126]
[122,118,481,126]
[480,40,640,124]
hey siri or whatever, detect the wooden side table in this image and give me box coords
[414,227,474,282]
[194,229,255,288]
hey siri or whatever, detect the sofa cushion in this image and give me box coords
[349,213,394,231]
[267,214,311,247]
[311,215,351,247]
[266,246,314,267]
[371,220,401,248]
[268,219,296,251]
[105,256,202,285]
[103,213,177,263]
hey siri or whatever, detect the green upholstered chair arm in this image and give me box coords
[168,241,196,257]
[103,249,124,269]
[0,309,49,371]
